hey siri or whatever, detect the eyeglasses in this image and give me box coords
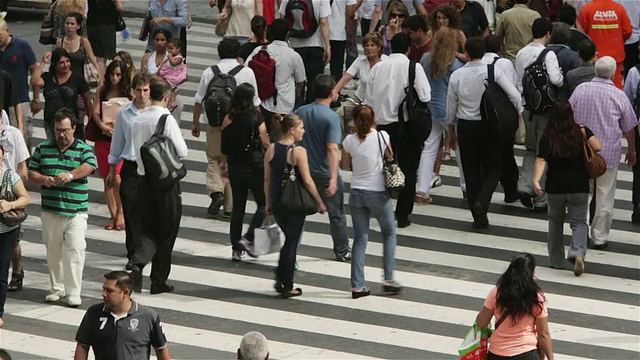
[54,128,73,134]
[390,13,405,19]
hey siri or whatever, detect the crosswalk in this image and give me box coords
[2,17,638,359]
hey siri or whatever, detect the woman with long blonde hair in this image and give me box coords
[416,27,466,204]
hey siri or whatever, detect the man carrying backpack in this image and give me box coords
[622,63,640,224]
[515,18,564,212]
[279,0,331,104]
[191,38,260,217]
[247,19,306,143]
[447,37,523,229]
[129,78,188,295]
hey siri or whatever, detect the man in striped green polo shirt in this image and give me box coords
[28,108,97,308]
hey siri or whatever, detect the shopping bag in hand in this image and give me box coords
[254,216,284,256]
[459,324,492,360]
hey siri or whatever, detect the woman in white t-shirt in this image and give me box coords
[341,105,401,299]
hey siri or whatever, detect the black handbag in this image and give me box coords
[116,14,126,32]
[278,146,317,215]
[0,169,27,227]
[138,11,151,41]
[248,113,265,167]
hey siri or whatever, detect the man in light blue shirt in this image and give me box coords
[146,0,189,53]
[107,74,151,268]
[297,74,351,261]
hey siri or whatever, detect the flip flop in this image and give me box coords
[442,151,452,161]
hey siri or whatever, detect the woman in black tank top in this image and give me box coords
[263,114,326,298]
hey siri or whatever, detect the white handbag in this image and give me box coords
[102,97,130,126]
[254,216,285,256]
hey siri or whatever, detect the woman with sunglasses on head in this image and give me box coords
[334,32,388,103]
[379,1,409,55]
[476,253,554,360]
[341,105,401,299]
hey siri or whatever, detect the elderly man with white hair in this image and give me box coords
[237,331,269,360]
[569,56,638,250]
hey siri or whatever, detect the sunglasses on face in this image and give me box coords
[390,13,405,19]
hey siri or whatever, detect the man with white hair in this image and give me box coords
[237,331,269,360]
[569,56,638,250]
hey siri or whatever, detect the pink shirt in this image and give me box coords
[483,286,548,357]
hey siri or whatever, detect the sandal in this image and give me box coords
[8,269,24,292]
[442,151,452,161]
[104,221,115,230]
[415,193,433,205]
[281,287,303,298]
[115,224,125,231]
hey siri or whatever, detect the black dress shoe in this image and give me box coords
[150,284,175,295]
[207,192,224,216]
[518,193,534,209]
[125,262,134,271]
[592,242,609,251]
[504,193,520,204]
[397,220,411,228]
[130,266,143,293]
[472,202,489,228]
[632,204,640,224]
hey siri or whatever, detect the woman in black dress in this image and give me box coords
[87,0,124,75]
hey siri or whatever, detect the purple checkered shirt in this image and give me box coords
[569,78,639,168]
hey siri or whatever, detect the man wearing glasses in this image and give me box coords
[28,108,97,308]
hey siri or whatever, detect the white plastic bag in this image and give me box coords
[254,216,284,256]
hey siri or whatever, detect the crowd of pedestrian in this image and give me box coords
[0,0,637,359]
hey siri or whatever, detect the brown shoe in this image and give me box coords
[574,256,585,277]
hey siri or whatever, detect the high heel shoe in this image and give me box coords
[8,269,24,292]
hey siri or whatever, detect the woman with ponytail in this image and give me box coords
[476,253,554,360]
[340,105,401,299]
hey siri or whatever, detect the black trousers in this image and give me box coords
[624,41,639,77]
[180,26,187,59]
[377,122,422,225]
[294,47,325,104]
[500,140,519,199]
[488,349,540,360]
[632,126,640,210]
[457,120,502,214]
[120,160,142,260]
[228,165,266,251]
[130,180,182,286]
[360,18,379,36]
[0,228,19,316]
[330,40,346,83]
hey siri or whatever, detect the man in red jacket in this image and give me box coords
[578,0,632,89]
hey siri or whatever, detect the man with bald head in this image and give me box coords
[237,332,269,360]
[569,56,638,250]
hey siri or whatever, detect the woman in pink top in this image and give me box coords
[475,253,554,360]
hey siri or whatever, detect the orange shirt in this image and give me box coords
[578,0,632,63]
[484,286,548,357]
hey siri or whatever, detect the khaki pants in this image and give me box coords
[590,167,618,245]
[206,125,232,211]
[41,212,87,297]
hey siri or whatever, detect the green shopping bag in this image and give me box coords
[459,324,492,360]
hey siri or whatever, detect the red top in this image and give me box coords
[408,39,432,62]
[263,0,276,24]
[424,0,456,14]
[578,0,632,63]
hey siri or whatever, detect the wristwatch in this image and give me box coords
[68,173,74,180]
[31,99,39,104]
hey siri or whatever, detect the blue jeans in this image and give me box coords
[273,205,306,291]
[0,228,19,317]
[349,189,396,289]
[547,193,589,268]
[312,176,350,257]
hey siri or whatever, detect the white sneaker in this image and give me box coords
[67,296,82,307]
[431,175,442,188]
[45,292,65,302]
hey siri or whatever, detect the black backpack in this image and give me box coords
[481,58,519,143]
[140,114,187,190]
[204,65,244,127]
[398,61,432,144]
[284,0,318,39]
[522,49,557,115]
[633,65,640,116]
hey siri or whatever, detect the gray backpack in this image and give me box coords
[204,65,244,127]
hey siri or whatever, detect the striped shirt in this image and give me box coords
[569,77,639,168]
[28,140,97,217]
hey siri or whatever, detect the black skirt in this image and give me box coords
[87,24,117,59]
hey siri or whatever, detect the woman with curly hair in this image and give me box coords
[476,253,554,360]
[92,60,130,231]
[533,101,601,276]
[427,4,467,62]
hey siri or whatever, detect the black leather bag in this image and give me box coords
[0,169,27,227]
[398,61,432,144]
[278,146,317,215]
[116,14,127,32]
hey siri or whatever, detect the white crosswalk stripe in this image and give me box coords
[4,18,638,360]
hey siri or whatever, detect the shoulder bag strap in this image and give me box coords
[211,65,221,76]
[155,114,169,136]
[409,60,416,90]
[536,48,551,65]
[492,56,500,65]
[494,314,507,330]
[487,63,495,84]
[229,65,245,76]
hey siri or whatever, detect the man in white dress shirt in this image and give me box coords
[130,78,188,295]
[447,37,523,229]
[191,38,260,217]
[514,17,563,211]
[365,32,431,228]
[482,34,520,205]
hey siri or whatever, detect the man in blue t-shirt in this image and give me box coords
[296,75,351,261]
